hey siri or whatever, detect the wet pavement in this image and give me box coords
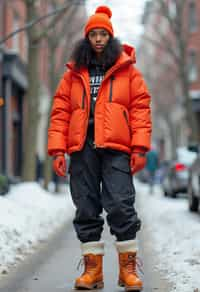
[0,205,172,292]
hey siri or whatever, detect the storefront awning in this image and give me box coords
[3,53,28,90]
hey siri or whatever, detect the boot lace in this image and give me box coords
[77,257,84,271]
[77,255,97,274]
[126,254,144,276]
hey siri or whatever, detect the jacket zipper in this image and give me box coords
[82,88,86,109]
[109,76,115,102]
[123,110,129,126]
[94,60,131,103]
[73,63,130,149]
[93,75,115,148]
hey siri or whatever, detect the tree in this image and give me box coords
[43,0,86,190]
[143,0,199,143]
[0,0,86,181]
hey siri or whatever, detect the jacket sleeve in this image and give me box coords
[47,70,72,156]
[129,66,152,152]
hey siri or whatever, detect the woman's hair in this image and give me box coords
[71,37,122,70]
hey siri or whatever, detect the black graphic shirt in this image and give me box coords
[87,63,106,142]
[89,64,105,119]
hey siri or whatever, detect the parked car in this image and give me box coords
[187,147,200,212]
[162,147,197,198]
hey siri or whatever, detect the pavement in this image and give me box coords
[0,199,173,292]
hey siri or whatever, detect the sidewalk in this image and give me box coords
[0,212,172,292]
[0,182,75,274]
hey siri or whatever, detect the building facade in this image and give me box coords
[187,0,200,127]
[0,0,28,177]
[139,0,200,159]
[0,0,87,180]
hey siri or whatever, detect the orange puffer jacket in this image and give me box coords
[48,44,152,156]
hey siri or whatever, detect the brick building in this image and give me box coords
[138,0,200,159]
[0,0,28,177]
[0,1,87,179]
[187,0,200,119]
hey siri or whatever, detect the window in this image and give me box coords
[188,2,197,32]
[169,1,177,19]
[188,50,198,82]
[12,16,20,53]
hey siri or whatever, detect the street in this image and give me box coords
[0,222,172,292]
[1,181,200,291]
[0,184,173,292]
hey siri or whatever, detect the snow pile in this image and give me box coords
[136,181,200,292]
[0,182,75,272]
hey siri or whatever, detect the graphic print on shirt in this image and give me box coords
[90,74,104,102]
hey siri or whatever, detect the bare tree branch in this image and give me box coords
[0,0,84,45]
[143,0,199,141]
[35,1,76,42]
[143,34,180,65]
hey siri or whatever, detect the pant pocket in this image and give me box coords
[69,160,86,206]
[109,155,135,196]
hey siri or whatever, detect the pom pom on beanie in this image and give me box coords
[95,6,112,18]
[84,5,114,36]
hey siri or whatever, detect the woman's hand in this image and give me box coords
[130,152,146,175]
[53,152,66,177]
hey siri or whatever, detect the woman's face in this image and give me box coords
[88,28,110,55]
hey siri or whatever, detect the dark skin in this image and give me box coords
[88,28,110,58]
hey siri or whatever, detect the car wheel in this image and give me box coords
[188,190,199,212]
[171,192,177,198]
[164,190,168,197]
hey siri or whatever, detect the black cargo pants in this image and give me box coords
[69,137,141,243]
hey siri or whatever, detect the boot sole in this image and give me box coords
[118,280,143,291]
[75,281,104,290]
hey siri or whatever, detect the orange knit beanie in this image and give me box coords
[84,6,114,37]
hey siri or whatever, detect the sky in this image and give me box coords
[86,0,147,47]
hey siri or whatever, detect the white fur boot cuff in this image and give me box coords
[81,241,104,255]
[115,239,138,253]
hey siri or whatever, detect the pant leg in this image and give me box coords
[69,140,104,243]
[101,149,141,241]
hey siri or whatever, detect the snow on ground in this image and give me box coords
[136,180,200,292]
[0,182,75,273]
[1,180,200,291]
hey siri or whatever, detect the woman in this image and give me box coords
[48,6,151,291]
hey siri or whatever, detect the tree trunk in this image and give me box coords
[22,1,40,181]
[164,114,177,159]
[43,106,53,190]
[43,41,57,190]
[43,1,87,190]
[43,156,53,190]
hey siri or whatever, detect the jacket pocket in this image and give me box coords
[68,109,87,148]
[69,163,85,206]
[111,155,130,173]
[104,102,131,147]
[70,79,85,110]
